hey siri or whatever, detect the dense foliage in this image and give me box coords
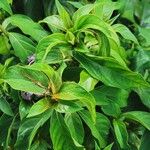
[0,0,150,149]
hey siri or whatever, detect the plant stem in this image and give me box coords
[0,24,9,37]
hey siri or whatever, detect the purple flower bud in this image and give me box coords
[21,92,33,101]
[27,54,35,65]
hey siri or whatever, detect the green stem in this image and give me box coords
[5,113,18,150]
[0,24,9,37]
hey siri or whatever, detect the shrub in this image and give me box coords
[0,0,150,149]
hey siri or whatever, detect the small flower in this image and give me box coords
[21,92,33,101]
[27,54,36,65]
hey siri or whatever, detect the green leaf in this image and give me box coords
[22,63,62,94]
[40,15,66,31]
[102,102,121,117]
[91,89,109,106]
[0,35,10,55]
[0,57,13,81]
[36,33,68,62]
[65,31,75,45]
[73,4,94,21]
[139,0,150,28]
[19,100,31,120]
[129,131,141,149]
[5,79,46,94]
[73,14,110,38]
[94,1,116,21]
[95,141,101,150]
[15,110,52,150]
[135,49,150,71]
[65,113,84,145]
[41,49,64,64]
[5,113,16,149]
[3,15,48,41]
[91,85,129,107]
[28,111,52,149]
[55,101,83,114]
[9,32,36,62]
[50,111,78,150]
[0,0,12,15]
[138,27,150,46]
[0,115,13,146]
[95,112,110,142]
[7,0,12,4]
[27,98,52,117]
[4,57,14,67]
[0,97,13,116]
[104,143,114,150]
[119,0,135,22]
[53,82,96,122]
[113,120,130,149]
[0,64,4,84]
[4,65,48,94]
[96,32,110,56]
[113,24,139,44]
[30,140,51,150]
[55,0,72,28]
[79,71,98,92]
[73,14,120,50]
[67,1,83,9]
[57,62,67,77]
[136,88,150,108]
[122,111,150,130]
[110,47,128,69]
[78,110,108,148]
[74,52,149,89]
[140,130,150,150]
